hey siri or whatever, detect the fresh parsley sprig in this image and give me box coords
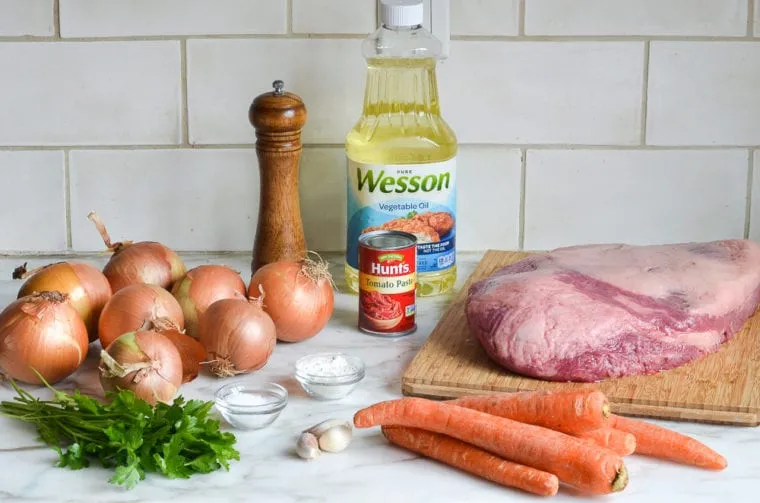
[0,379,239,489]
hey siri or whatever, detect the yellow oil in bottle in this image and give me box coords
[344,51,458,297]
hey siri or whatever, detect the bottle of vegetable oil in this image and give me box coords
[345,0,458,297]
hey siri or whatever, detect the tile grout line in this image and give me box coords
[746,151,754,239]
[518,149,527,250]
[640,41,651,145]
[450,35,759,42]
[287,0,294,34]
[518,0,526,36]
[53,0,60,39]
[180,39,190,146]
[749,0,755,37]
[1,144,759,151]
[0,33,365,43]
[63,150,72,249]
[0,34,758,43]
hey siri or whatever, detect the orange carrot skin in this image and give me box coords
[382,427,559,497]
[574,428,636,456]
[611,415,727,470]
[355,397,627,495]
[451,389,610,435]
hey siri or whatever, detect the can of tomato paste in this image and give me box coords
[358,230,417,337]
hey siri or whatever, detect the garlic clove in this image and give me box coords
[296,432,321,460]
[304,418,352,437]
[316,423,352,453]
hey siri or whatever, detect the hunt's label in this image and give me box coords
[358,239,417,336]
[346,158,457,275]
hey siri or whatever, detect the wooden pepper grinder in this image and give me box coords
[249,80,308,274]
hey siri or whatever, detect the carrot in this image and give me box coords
[382,426,559,497]
[355,397,628,495]
[451,389,610,435]
[611,414,727,470]
[574,428,636,456]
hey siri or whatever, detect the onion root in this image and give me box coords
[300,253,336,289]
[207,358,246,378]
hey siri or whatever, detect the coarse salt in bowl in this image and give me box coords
[295,352,365,400]
[214,382,288,430]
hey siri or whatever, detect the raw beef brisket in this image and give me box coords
[465,240,760,382]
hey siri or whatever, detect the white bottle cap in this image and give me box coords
[380,0,424,28]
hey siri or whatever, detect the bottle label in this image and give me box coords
[346,157,457,274]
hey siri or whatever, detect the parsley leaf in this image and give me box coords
[109,463,143,490]
[0,381,239,490]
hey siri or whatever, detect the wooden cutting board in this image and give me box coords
[402,250,760,426]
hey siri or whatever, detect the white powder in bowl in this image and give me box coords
[299,355,359,377]
[225,392,275,407]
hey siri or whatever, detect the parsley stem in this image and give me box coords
[1,381,239,489]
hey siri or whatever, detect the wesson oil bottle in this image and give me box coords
[344,0,458,297]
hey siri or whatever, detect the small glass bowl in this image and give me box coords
[214,382,288,430]
[295,353,365,401]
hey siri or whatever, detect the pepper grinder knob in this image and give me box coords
[249,80,308,274]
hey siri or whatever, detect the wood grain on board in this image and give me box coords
[402,250,760,426]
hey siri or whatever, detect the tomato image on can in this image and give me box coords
[358,230,417,336]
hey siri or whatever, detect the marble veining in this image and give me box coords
[0,253,757,502]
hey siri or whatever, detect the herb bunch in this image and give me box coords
[0,379,239,489]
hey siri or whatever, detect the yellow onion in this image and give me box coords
[0,291,89,384]
[14,261,112,341]
[141,318,206,384]
[248,256,334,342]
[88,211,186,293]
[199,296,276,377]
[99,330,182,405]
[98,283,184,349]
[171,265,246,338]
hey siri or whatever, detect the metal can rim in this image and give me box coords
[358,230,418,251]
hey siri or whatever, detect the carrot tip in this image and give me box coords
[611,465,628,493]
[714,456,728,470]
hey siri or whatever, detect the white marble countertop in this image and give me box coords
[0,252,757,502]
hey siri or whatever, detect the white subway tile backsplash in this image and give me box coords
[524,150,748,250]
[0,2,756,254]
[0,151,65,251]
[69,150,258,251]
[60,0,287,37]
[187,39,364,145]
[0,42,181,146]
[0,0,53,36]
[750,151,760,240]
[292,0,376,34]
[439,42,644,144]
[456,147,522,250]
[299,148,347,252]
[647,42,760,146]
[450,0,520,36]
[525,0,748,36]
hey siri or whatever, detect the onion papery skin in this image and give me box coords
[199,298,276,377]
[98,284,184,349]
[154,327,207,383]
[248,260,334,343]
[99,330,182,405]
[171,265,246,338]
[17,262,112,342]
[104,242,186,293]
[0,292,89,384]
